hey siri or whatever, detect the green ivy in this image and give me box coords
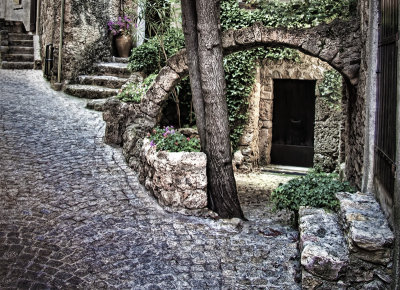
[127,0,354,149]
[271,170,355,214]
[318,70,343,109]
[220,0,357,30]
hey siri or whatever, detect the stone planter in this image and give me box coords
[115,34,132,57]
[140,138,207,209]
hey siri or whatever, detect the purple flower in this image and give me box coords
[150,140,155,147]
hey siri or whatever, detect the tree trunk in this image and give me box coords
[181,0,244,219]
[180,0,206,150]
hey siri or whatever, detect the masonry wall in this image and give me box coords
[235,53,342,172]
[0,0,32,32]
[38,0,131,82]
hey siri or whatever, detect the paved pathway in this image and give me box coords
[0,70,300,289]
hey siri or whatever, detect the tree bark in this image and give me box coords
[180,0,206,150]
[182,0,244,219]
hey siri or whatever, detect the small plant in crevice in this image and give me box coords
[148,126,201,152]
[117,73,157,103]
[271,170,355,220]
[318,70,343,110]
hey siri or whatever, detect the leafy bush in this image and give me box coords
[271,171,355,213]
[128,28,184,74]
[148,126,201,152]
[117,74,157,103]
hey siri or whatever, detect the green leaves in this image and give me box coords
[220,0,357,31]
[271,170,356,213]
[128,28,184,74]
[116,74,157,103]
[148,126,201,152]
[318,70,342,109]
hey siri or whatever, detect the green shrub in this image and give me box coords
[271,171,355,213]
[117,74,157,103]
[128,28,184,74]
[148,126,201,152]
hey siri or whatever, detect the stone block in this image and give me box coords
[299,207,349,281]
[335,192,394,265]
[140,139,207,210]
[259,99,273,121]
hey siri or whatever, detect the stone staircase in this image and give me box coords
[64,57,131,100]
[0,32,34,70]
[299,192,394,289]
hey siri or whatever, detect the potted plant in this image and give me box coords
[107,16,135,57]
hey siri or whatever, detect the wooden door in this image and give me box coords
[271,79,316,167]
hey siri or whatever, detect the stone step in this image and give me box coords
[8,33,33,41]
[299,207,349,288]
[64,84,118,99]
[95,62,130,78]
[103,56,129,63]
[8,39,33,47]
[86,99,109,111]
[0,61,34,69]
[2,53,34,62]
[78,75,128,89]
[8,46,33,54]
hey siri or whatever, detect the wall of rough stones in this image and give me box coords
[139,138,207,210]
[234,53,342,172]
[39,0,128,82]
[299,192,394,289]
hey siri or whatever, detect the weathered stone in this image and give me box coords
[336,192,394,265]
[154,66,180,93]
[299,207,349,281]
[140,139,207,209]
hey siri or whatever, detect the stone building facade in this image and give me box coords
[234,53,342,172]
[38,0,126,82]
[0,0,34,32]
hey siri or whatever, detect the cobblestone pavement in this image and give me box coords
[0,70,300,289]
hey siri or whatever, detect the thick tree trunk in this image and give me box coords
[180,0,206,150]
[195,0,244,219]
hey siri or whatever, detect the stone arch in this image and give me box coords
[236,53,343,172]
[139,18,361,125]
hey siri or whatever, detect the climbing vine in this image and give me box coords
[318,70,343,110]
[126,0,354,149]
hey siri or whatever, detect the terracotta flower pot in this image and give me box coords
[115,35,133,58]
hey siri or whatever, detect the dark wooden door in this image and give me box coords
[271,79,316,167]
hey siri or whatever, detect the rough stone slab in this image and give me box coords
[78,75,128,89]
[336,192,394,264]
[299,207,349,281]
[95,62,130,77]
[86,99,109,111]
[7,46,33,54]
[2,53,34,62]
[8,33,33,41]
[64,84,118,99]
[1,61,34,69]
[8,39,33,47]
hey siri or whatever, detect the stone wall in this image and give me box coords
[0,0,32,32]
[235,53,342,172]
[139,138,207,209]
[39,0,128,82]
[299,192,394,289]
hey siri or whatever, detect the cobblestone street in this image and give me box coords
[0,70,300,289]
